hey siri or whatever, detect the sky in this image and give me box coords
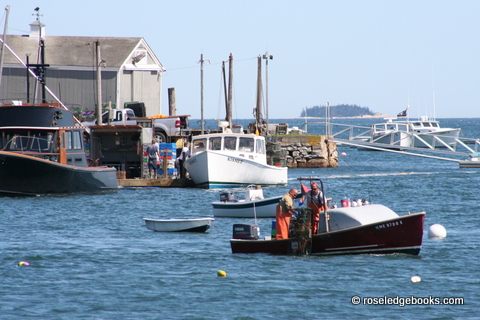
[2,0,480,119]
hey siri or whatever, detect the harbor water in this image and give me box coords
[1,118,479,319]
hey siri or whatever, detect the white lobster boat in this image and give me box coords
[370,117,461,149]
[184,122,288,189]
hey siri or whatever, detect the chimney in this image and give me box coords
[29,20,46,38]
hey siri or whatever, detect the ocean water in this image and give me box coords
[1,118,479,319]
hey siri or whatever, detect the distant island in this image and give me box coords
[300,104,386,118]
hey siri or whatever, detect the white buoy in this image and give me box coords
[410,275,421,283]
[341,152,347,156]
[428,224,447,239]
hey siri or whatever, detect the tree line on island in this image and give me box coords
[300,104,376,117]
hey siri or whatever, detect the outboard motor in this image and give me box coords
[220,192,235,202]
[232,224,259,240]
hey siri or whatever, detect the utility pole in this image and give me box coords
[197,54,209,134]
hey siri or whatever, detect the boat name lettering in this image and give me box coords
[189,158,197,164]
[375,220,403,229]
[227,157,243,164]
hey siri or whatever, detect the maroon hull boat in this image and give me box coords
[230,178,425,256]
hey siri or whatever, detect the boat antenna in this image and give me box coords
[318,178,330,233]
[432,62,436,121]
[0,5,10,90]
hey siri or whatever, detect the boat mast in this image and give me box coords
[0,5,10,90]
[226,53,233,126]
[432,63,436,121]
[95,40,103,125]
[25,8,49,104]
[255,55,263,132]
[262,52,273,135]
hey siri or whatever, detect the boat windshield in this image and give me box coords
[63,130,83,150]
[0,130,57,152]
[239,137,255,152]
[386,124,397,131]
[192,136,264,154]
[256,139,265,155]
[192,139,206,155]
[208,137,222,151]
[224,136,237,151]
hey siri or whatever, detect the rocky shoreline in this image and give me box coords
[267,135,338,169]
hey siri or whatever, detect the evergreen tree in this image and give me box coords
[300,104,375,117]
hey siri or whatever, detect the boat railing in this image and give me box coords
[328,123,371,142]
[369,131,411,146]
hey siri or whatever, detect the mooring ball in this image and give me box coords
[428,224,447,239]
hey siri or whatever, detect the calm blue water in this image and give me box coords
[2,118,479,319]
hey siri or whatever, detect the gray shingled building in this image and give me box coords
[0,20,165,117]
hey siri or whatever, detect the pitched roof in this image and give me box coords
[3,34,164,70]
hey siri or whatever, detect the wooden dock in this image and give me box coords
[118,178,197,188]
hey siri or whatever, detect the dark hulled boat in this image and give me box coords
[0,103,118,196]
[230,178,425,256]
[230,207,425,256]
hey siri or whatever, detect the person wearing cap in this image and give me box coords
[276,188,299,239]
[304,182,326,235]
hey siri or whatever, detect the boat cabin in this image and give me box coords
[409,120,440,133]
[0,105,89,167]
[372,122,410,135]
[190,134,267,160]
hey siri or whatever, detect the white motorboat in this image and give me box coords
[403,116,461,148]
[370,122,414,149]
[370,117,461,149]
[212,185,281,218]
[184,122,288,189]
[459,153,480,168]
[143,218,214,232]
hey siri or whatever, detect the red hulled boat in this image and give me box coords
[230,178,425,256]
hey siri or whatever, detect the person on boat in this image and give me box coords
[276,188,299,239]
[177,141,190,178]
[304,182,326,235]
[146,139,160,179]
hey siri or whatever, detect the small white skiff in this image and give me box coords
[143,218,214,232]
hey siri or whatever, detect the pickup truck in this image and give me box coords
[81,108,190,142]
